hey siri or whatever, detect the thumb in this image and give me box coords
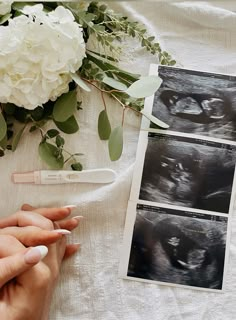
[0,246,48,288]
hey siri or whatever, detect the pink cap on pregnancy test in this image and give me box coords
[12,169,117,185]
[12,171,39,184]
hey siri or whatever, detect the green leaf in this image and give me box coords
[0,13,11,25]
[70,73,91,92]
[54,116,79,134]
[102,76,128,91]
[98,110,111,140]
[3,103,16,115]
[86,53,140,82]
[0,112,7,142]
[56,135,65,148]
[12,125,26,152]
[47,129,59,138]
[0,135,7,150]
[30,107,44,121]
[53,90,77,122]
[126,76,163,98]
[38,142,64,169]
[86,50,118,62]
[141,109,169,129]
[108,126,123,161]
[71,162,83,171]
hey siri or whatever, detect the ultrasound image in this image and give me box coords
[128,205,227,289]
[139,134,236,213]
[152,66,236,140]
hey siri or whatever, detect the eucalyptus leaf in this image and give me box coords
[126,76,163,98]
[71,162,83,171]
[53,90,77,122]
[102,76,128,91]
[0,13,11,25]
[54,115,79,134]
[12,125,26,152]
[47,129,59,138]
[98,110,111,140]
[3,103,16,115]
[38,142,64,169]
[0,135,7,150]
[141,109,169,129]
[56,135,65,148]
[0,112,7,142]
[108,126,123,161]
[70,73,91,92]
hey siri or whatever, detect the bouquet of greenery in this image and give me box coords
[0,1,175,170]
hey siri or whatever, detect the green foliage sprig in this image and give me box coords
[0,1,175,169]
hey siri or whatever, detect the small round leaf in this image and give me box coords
[56,135,65,148]
[71,162,83,171]
[47,129,60,138]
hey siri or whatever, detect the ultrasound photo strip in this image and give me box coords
[121,64,236,292]
[119,202,229,291]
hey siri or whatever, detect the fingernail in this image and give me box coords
[52,229,71,235]
[73,216,84,221]
[63,205,77,210]
[25,245,48,264]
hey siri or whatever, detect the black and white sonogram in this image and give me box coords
[139,133,236,213]
[152,66,236,140]
[128,205,227,290]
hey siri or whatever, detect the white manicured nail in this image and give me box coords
[25,246,48,264]
[52,229,71,235]
[63,205,77,210]
[73,216,84,221]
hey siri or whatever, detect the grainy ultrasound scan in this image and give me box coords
[128,205,227,290]
[139,133,236,213]
[152,66,236,140]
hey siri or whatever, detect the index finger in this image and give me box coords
[21,204,74,221]
[0,211,54,230]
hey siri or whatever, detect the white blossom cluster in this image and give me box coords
[0,0,13,16]
[0,4,86,110]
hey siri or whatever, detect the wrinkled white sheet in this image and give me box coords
[1,1,236,319]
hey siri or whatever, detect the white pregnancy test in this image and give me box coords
[12,169,117,185]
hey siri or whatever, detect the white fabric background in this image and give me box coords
[1,1,236,319]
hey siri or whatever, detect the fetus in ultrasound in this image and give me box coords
[140,138,235,213]
[160,155,195,185]
[159,90,230,124]
[128,213,226,289]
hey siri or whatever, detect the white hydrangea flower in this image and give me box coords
[0,0,13,16]
[0,4,86,110]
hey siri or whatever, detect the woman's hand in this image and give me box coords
[0,205,82,256]
[0,205,82,320]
